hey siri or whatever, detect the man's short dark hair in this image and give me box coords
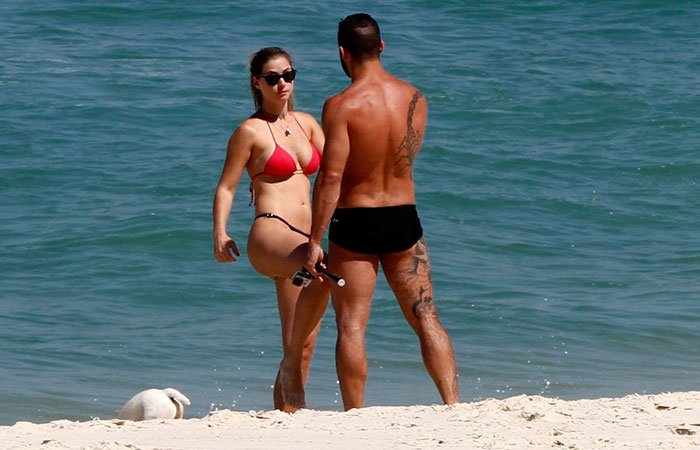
[337,13,381,61]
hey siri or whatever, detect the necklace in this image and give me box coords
[259,109,292,136]
[278,115,292,136]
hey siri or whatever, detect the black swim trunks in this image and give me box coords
[329,204,423,254]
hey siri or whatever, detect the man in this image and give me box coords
[278,13,459,412]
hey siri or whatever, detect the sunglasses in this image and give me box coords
[257,69,297,86]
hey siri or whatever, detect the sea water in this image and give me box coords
[1,1,699,425]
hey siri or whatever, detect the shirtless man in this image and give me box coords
[278,13,459,412]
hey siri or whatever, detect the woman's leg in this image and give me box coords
[246,218,331,410]
[273,277,324,410]
[275,276,330,412]
[274,278,322,383]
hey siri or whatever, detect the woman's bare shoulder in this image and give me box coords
[236,116,266,135]
[230,116,266,142]
[292,110,320,123]
[293,111,323,135]
[227,117,269,155]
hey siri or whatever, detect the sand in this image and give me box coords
[1,392,699,449]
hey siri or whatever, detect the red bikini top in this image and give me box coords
[251,113,320,180]
[249,112,321,205]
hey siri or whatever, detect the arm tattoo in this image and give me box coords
[394,91,424,177]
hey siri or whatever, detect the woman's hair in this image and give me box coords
[249,47,294,110]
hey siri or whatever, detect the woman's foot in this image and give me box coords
[274,360,306,412]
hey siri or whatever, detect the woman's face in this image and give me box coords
[254,56,294,105]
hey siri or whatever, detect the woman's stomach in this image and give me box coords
[251,174,312,230]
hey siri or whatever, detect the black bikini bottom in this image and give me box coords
[255,213,310,238]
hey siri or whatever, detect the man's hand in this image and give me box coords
[304,241,325,278]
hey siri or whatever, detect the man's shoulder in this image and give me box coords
[391,78,426,113]
[373,73,425,107]
[326,84,356,103]
[322,91,352,117]
[324,81,375,113]
[391,76,423,100]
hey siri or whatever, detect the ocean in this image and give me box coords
[1,1,699,425]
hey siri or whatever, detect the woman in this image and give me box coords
[212,47,329,409]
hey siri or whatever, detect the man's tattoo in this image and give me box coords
[412,286,435,319]
[395,91,424,177]
[406,238,435,319]
[407,237,429,275]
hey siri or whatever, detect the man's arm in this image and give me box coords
[305,96,351,274]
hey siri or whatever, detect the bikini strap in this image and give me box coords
[255,213,311,238]
[249,181,256,206]
[251,120,283,207]
[290,112,312,141]
[266,120,278,145]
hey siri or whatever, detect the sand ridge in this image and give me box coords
[1,391,699,449]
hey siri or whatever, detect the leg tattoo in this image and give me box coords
[400,238,436,319]
[407,237,429,275]
[388,238,460,404]
[411,286,435,319]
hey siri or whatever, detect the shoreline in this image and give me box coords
[1,391,698,449]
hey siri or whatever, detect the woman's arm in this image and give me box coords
[212,123,255,262]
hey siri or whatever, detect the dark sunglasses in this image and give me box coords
[257,69,297,86]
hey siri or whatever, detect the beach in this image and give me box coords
[2,391,699,449]
[2,0,699,435]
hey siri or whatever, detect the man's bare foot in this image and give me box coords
[274,361,305,412]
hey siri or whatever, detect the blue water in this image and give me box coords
[2,1,699,425]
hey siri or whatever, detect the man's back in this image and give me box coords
[325,70,427,208]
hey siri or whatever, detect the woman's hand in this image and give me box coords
[214,233,240,263]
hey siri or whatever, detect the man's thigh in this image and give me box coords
[380,237,437,327]
[329,242,379,327]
